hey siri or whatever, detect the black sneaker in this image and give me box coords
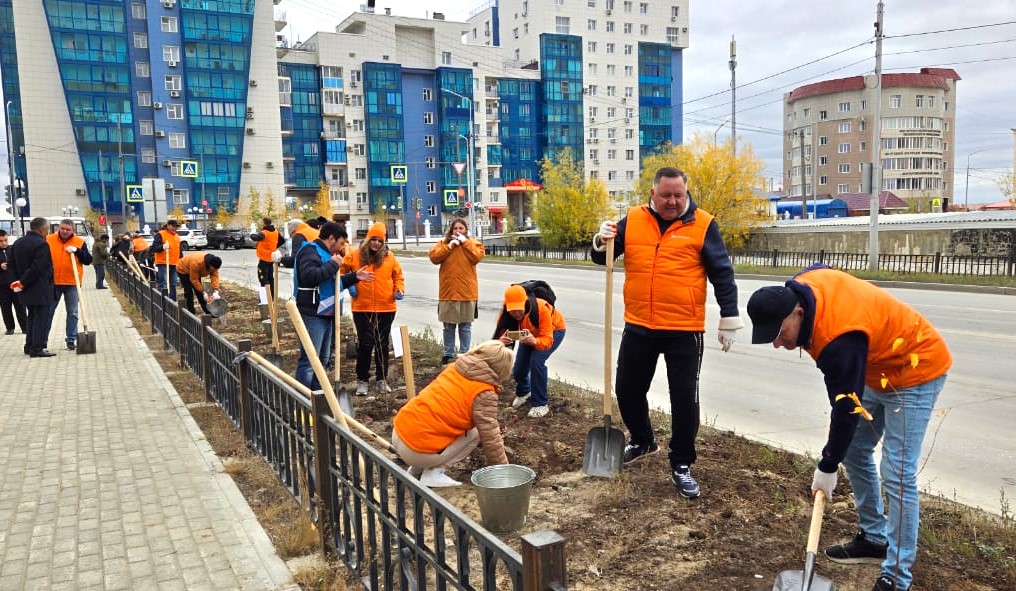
[622,439,660,464]
[825,530,888,564]
[872,574,903,591]
[66,341,76,351]
[440,355,454,365]
[671,465,700,498]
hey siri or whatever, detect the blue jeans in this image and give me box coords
[94,264,106,288]
[443,322,473,357]
[842,374,947,591]
[513,329,565,407]
[50,285,80,344]
[295,314,333,391]
[157,265,179,300]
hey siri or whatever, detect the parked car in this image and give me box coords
[206,228,247,250]
[177,228,207,251]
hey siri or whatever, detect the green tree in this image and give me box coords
[638,134,766,249]
[501,213,519,246]
[534,147,613,248]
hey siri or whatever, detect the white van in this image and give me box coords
[45,216,95,250]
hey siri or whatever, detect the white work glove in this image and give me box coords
[162,243,170,251]
[593,220,616,251]
[203,292,212,303]
[718,329,737,352]
[811,467,837,500]
[65,245,78,253]
[271,250,282,263]
[448,237,460,248]
[211,291,221,301]
[454,233,467,243]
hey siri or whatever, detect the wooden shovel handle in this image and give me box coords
[334,273,341,383]
[267,284,279,350]
[603,239,614,417]
[400,325,416,399]
[118,251,145,280]
[285,299,351,431]
[69,253,90,331]
[807,490,827,554]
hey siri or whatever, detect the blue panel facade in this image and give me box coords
[401,70,441,232]
[435,68,471,213]
[363,62,404,213]
[0,0,31,215]
[538,34,583,166]
[670,47,684,149]
[638,42,675,160]
[497,77,542,184]
[279,62,323,192]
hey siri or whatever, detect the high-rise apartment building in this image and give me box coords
[0,0,283,226]
[783,68,960,212]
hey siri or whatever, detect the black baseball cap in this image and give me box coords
[747,286,800,344]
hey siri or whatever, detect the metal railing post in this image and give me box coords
[177,299,186,365]
[522,529,567,591]
[311,390,335,557]
[200,315,212,403]
[237,339,253,441]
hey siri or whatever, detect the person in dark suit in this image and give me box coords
[9,217,56,357]
[0,229,28,335]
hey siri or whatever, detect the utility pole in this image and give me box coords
[729,36,737,156]
[868,1,885,271]
[5,101,17,215]
[798,129,807,219]
[200,152,206,216]
[99,149,109,237]
[118,117,126,230]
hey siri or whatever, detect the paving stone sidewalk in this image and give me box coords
[0,281,296,590]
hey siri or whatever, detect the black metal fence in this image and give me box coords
[109,262,566,590]
[486,244,1016,277]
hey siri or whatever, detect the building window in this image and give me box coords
[139,120,153,135]
[671,6,680,18]
[513,27,518,39]
[424,135,434,147]
[588,0,596,6]
[355,168,367,180]
[587,85,597,96]
[626,149,635,160]
[131,3,146,19]
[838,143,851,153]
[623,1,633,12]
[606,64,615,76]
[423,112,434,124]
[165,76,181,91]
[915,95,924,107]
[625,128,634,139]
[819,175,828,185]
[606,43,615,54]
[589,106,598,117]
[167,104,183,120]
[160,16,178,33]
[607,149,616,160]
[819,110,827,121]
[640,2,649,13]
[137,91,151,107]
[588,19,596,31]
[837,184,849,193]
[352,119,364,131]
[172,189,189,205]
[441,52,452,65]
[860,141,867,151]
[169,133,186,149]
[556,16,570,34]
[838,163,850,173]
[624,65,634,76]
[838,122,851,133]
[624,86,634,97]
[606,21,615,32]
[426,181,436,193]
[606,85,616,96]
[588,63,597,74]
[163,46,179,62]
[136,62,150,78]
[354,144,365,156]
[640,24,649,35]
[819,156,828,165]
[587,41,596,52]
[890,94,902,108]
[819,136,827,146]
[133,32,147,48]
[606,106,616,117]
[141,148,155,163]
[838,101,850,112]
[623,23,633,34]
[928,96,935,108]
[425,157,435,169]
[624,44,633,55]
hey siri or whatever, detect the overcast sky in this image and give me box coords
[3,1,1014,205]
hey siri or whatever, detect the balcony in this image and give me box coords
[274,10,287,32]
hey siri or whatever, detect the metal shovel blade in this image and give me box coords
[76,330,97,355]
[772,555,835,591]
[582,414,625,477]
[336,383,356,419]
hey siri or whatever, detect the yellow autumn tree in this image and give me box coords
[168,206,186,225]
[262,187,278,222]
[998,170,1015,208]
[314,182,332,218]
[638,134,766,249]
[244,186,263,227]
[534,147,613,248]
[215,208,231,229]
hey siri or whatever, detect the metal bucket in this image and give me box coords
[470,464,536,533]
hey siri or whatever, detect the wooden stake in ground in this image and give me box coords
[400,325,416,399]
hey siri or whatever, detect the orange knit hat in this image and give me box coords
[366,222,386,241]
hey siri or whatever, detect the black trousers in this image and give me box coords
[0,286,27,332]
[179,276,210,315]
[257,260,276,298]
[24,304,51,354]
[352,311,396,382]
[615,325,704,469]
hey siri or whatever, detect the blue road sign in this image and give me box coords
[126,185,144,203]
[181,160,199,178]
[390,165,408,184]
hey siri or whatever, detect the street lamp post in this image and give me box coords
[62,205,80,218]
[5,101,20,221]
[441,88,477,238]
[964,148,990,211]
[15,197,26,236]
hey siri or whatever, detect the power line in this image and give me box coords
[885,20,1016,39]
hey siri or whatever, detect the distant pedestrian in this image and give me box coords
[176,253,222,315]
[8,217,55,357]
[47,218,93,351]
[93,234,110,289]
[151,220,182,298]
[0,230,28,335]
[429,217,484,365]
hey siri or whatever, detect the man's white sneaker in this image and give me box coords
[419,468,461,488]
[527,405,550,418]
[376,380,393,394]
[511,393,531,408]
[356,381,369,395]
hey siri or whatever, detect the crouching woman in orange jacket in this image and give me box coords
[391,340,513,488]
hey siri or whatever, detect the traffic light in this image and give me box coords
[3,185,9,201]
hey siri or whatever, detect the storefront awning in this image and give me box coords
[504,178,542,192]
[486,205,507,213]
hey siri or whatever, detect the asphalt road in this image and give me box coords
[212,247,1016,514]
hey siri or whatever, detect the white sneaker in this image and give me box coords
[376,380,393,394]
[527,405,550,418]
[419,467,461,488]
[356,381,369,395]
[511,393,531,408]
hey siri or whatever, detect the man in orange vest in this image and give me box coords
[251,217,285,300]
[151,220,182,299]
[46,218,93,351]
[747,267,951,591]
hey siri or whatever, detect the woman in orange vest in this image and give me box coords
[429,217,485,365]
[392,340,512,487]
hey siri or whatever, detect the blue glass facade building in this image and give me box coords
[497,78,542,184]
[539,34,583,164]
[0,0,29,213]
[279,62,323,192]
[638,42,676,161]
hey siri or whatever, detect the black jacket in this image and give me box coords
[294,238,358,317]
[0,247,16,287]
[9,232,55,305]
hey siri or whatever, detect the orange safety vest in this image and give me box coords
[255,228,280,263]
[132,237,148,252]
[392,366,494,454]
[293,223,319,244]
[622,204,713,331]
[153,229,181,265]
[47,233,86,286]
[796,267,952,392]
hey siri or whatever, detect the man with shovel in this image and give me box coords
[151,220,182,299]
[46,218,93,351]
[747,265,952,591]
[293,222,372,390]
[176,252,222,315]
[591,166,743,499]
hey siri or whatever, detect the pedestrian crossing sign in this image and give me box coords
[390,165,408,184]
[443,189,459,207]
[181,160,199,178]
[126,185,144,203]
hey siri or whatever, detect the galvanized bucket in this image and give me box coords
[470,464,536,533]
